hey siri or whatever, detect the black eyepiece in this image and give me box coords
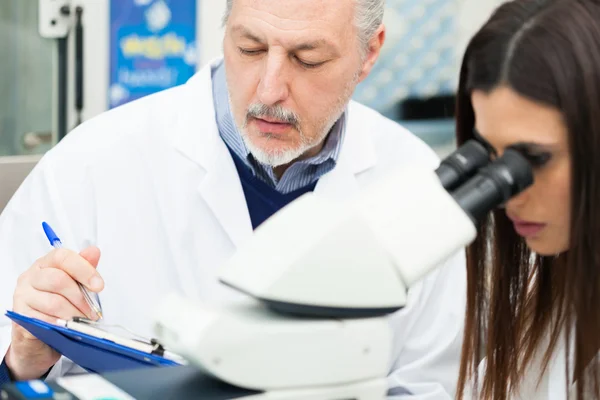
[435,140,490,191]
[450,148,534,223]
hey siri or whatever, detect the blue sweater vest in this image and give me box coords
[226,147,317,229]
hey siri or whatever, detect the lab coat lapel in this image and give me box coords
[173,60,253,250]
[198,143,254,249]
[314,104,377,199]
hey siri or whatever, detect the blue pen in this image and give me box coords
[42,222,103,320]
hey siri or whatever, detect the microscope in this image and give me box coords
[152,141,534,400]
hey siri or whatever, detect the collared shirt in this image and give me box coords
[211,60,346,194]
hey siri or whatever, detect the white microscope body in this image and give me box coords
[153,142,533,399]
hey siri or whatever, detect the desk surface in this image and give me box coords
[102,365,261,400]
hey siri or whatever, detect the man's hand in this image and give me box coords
[5,246,103,381]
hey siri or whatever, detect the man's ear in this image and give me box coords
[357,24,386,83]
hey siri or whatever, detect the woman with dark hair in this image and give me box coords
[454,0,600,399]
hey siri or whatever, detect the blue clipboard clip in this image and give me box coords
[5,311,185,374]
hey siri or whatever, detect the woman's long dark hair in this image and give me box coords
[456,0,600,399]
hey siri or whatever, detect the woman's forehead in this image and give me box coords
[471,87,567,147]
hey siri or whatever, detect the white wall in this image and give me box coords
[200,0,227,65]
[456,0,507,64]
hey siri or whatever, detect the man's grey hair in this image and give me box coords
[222,0,384,56]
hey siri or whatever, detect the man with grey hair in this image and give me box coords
[0,0,466,398]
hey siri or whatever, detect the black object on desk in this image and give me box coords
[1,365,262,400]
[101,365,262,399]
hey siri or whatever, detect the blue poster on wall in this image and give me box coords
[109,0,198,109]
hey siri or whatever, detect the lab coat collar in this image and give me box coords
[314,101,378,200]
[172,57,379,247]
[173,57,223,171]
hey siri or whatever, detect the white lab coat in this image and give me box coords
[0,58,466,398]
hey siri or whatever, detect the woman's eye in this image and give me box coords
[524,152,551,167]
[505,143,552,168]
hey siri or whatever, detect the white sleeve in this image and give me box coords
[0,154,93,380]
[386,250,467,399]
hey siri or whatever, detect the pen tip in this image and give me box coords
[97,311,103,320]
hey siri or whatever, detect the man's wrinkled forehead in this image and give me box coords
[231,24,341,56]
[228,0,355,46]
[234,0,352,21]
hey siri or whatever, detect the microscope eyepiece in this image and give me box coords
[450,148,534,223]
[435,140,490,191]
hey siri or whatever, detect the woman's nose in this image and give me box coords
[505,189,529,210]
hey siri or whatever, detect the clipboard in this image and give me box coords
[5,311,184,374]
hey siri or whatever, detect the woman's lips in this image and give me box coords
[513,222,545,237]
[508,215,546,237]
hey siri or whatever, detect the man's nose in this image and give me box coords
[257,55,289,106]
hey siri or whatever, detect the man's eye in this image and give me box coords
[295,56,324,69]
[238,48,264,55]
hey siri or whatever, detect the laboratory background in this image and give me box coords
[0,0,503,212]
